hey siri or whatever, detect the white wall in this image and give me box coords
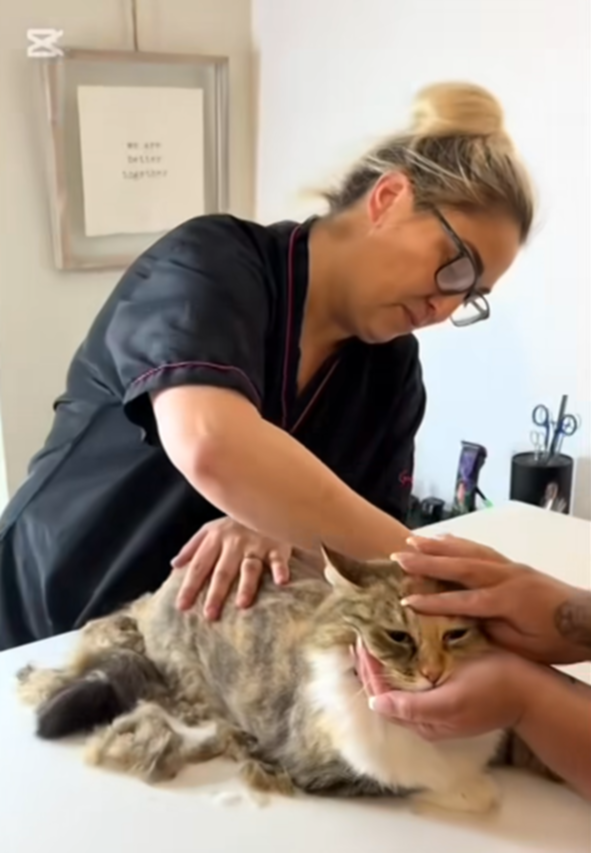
[0,402,8,514]
[0,0,254,495]
[253,0,591,518]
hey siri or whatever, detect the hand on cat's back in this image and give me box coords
[170,517,292,618]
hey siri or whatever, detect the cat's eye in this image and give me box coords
[388,631,413,645]
[444,628,470,643]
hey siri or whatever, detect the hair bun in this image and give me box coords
[411,82,506,138]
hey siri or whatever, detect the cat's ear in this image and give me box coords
[320,544,369,590]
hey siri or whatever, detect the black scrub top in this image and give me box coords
[0,214,426,650]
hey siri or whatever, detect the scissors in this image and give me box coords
[552,414,581,454]
[530,429,547,460]
[532,397,580,459]
[531,405,553,455]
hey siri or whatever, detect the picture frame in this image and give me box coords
[39,49,229,271]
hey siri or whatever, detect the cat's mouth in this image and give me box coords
[349,647,360,681]
[350,640,395,693]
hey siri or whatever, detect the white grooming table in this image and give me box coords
[1,501,590,852]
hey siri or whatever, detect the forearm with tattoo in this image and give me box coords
[554,592,591,652]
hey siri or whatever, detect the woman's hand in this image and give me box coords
[171,517,292,618]
[355,641,529,741]
[393,535,591,665]
[357,641,591,799]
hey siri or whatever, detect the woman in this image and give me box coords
[0,81,534,650]
[355,536,591,801]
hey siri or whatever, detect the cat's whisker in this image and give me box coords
[341,683,369,715]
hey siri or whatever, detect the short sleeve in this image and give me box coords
[105,218,270,438]
[364,345,427,523]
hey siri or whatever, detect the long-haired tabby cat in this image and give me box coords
[17,547,524,813]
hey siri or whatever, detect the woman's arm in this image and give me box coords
[153,385,410,559]
[514,664,591,801]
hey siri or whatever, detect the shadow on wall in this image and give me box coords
[0,413,8,513]
[573,457,591,521]
[251,49,260,206]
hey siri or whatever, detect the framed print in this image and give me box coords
[39,49,229,271]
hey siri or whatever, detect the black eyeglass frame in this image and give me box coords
[432,209,491,327]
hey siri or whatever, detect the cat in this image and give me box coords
[16,546,536,813]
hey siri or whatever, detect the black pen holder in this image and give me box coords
[510,452,574,513]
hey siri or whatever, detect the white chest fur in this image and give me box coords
[305,649,503,806]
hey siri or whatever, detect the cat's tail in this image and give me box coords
[35,650,164,740]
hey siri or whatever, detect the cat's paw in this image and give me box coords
[16,665,71,708]
[411,774,500,815]
[240,758,296,798]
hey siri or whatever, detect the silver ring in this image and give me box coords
[243,554,264,562]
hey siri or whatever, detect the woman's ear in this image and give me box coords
[367,171,414,227]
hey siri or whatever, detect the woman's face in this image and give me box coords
[339,173,522,342]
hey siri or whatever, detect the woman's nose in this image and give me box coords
[428,293,465,324]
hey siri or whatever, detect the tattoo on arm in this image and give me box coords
[554,593,591,649]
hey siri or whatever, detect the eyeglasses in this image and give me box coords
[433,209,490,327]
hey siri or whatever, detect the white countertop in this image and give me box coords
[1,501,590,853]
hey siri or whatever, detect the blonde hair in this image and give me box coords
[322,82,535,241]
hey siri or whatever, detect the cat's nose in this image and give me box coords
[420,666,443,685]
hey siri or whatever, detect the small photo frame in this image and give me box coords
[39,49,229,271]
